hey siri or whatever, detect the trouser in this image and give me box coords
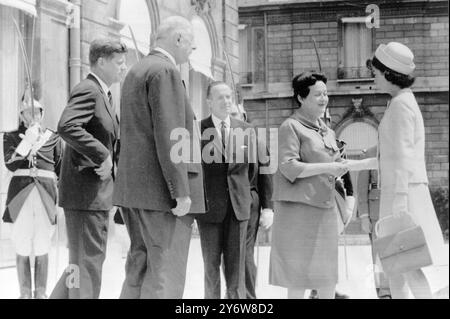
[245,192,260,299]
[11,187,54,256]
[119,208,194,299]
[369,225,391,297]
[197,205,248,299]
[50,209,109,299]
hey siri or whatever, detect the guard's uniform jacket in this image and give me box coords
[3,124,62,224]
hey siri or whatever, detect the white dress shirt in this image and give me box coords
[90,72,111,97]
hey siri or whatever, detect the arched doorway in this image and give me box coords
[337,120,378,158]
[114,0,158,116]
[336,118,378,232]
[118,0,153,65]
[188,15,215,119]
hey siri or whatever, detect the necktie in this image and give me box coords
[107,91,120,125]
[220,121,227,153]
[107,90,113,109]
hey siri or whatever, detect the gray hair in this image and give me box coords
[155,16,193,43]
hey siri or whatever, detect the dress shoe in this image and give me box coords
[308,290,319,299]
[335,291,350,299]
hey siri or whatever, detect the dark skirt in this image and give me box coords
[269,201,338,289]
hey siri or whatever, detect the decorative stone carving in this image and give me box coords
[191,0,211,14]
[341,97,376,121]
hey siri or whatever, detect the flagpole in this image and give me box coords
[12,17,35,119]
[128,25,141,62]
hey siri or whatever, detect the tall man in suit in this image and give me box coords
[357,148,392,299]
[230,103,274,299]
[197,81,257,299]
[113,16,206,299]
[51,39,127,299]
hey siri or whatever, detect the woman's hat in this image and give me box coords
[374,42,415,75]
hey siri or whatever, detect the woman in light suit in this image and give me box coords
[269,72,348,299]
[364,42,446,298]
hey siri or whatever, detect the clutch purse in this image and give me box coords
[373,214,432,276]
[335,189,352,234]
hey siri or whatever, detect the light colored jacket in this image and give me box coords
[272,113,341,208]
[378,88,428,193]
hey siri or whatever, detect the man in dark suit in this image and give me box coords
[357,148,391,299]
[50,38,127,299]
[113,16,206,299]
[197,81,257,299]
[230,103,274,299]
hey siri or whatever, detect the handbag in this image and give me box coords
[335,178,353,234]
[373,214,432,276]
[335,189,352,234]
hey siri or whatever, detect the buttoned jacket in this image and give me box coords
[272,112,341,208]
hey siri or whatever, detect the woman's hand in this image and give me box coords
[341,158,378,171]
[392,193,409,218]
[327,162,349,177]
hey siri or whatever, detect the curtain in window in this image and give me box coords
[343,22,372,78]
[239,28,249,84]
[253,28,265,83]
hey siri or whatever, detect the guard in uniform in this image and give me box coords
[3,99,62,299]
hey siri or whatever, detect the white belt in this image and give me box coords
[14,168,57,179]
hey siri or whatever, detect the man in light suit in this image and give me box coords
[197,81,257,299]
[357,148,392,299]
[113,16,206,299]
[51,39,127,299]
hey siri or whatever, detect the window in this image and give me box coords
[239,25,266,85]
[338,18,373,80]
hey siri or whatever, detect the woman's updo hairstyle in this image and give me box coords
[292,72,327,108]
[369,57,415,88]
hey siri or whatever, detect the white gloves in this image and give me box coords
[392,193,409,218]
[259,208,274,229]
[16,123,41,156]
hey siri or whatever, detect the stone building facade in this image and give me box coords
[239,0,448,234]
[0,0,240,266]
[239,0,448,188]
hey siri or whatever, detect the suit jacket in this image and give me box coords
[378,88,428,193]
[272,113,341,208]
[57,74,119,211]
[196,116,256,223]
[250,130,273,211]
[357,169,381,221]
[113,51,206,214]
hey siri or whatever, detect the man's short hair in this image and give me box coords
[89,38,127,66]
[206,81,229,98]
[155,16,193,42]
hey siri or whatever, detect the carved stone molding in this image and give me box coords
[191,0,212,15]
[341,97,376,120]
